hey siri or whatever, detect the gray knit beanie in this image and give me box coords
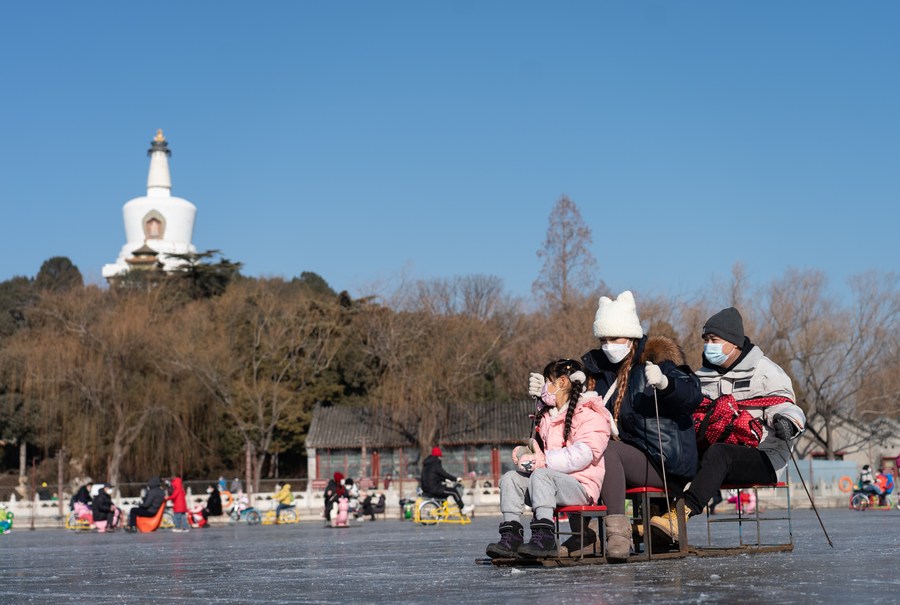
[702,307,745,347]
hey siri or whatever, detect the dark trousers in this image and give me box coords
[600,440,665,515]
[709,490,724,513]
[361,499,375,520]
[94,511,115,527]
[436,487,464,509]
[684,444,776,516]
[128,506,156,528]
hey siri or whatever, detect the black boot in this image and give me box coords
[560,513,597,555]
[517,519,557,559]
[485,521,525,559]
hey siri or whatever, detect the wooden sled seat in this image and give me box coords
[705,480,792,551]
[136,505,166,533]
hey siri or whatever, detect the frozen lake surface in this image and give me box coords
[2,509,897,604]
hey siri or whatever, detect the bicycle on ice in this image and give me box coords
[261,502,299,525]
[413,480,473,526]
[228,495,261,525]
[849,487,899,511]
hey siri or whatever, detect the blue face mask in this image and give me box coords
[704,343,729,366]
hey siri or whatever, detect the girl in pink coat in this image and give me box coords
[485,359,612,560]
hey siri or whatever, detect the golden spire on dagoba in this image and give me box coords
[154,129,166,143]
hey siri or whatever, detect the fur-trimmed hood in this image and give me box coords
[638,335,688,367]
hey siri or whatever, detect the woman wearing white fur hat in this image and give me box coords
[528,290,702,562]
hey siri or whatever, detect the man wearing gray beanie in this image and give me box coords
[702,307,745,348]
[650,306,807,544]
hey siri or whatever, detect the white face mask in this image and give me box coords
[601,343,631,364]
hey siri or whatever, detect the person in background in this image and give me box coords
[188,486,214,529]
[373,493,386,516]
[230,477,243,495]
[360,491,386,521]
[70,480,94,512]
[344,478,362,518]
[859,464,881,499]
[169,477,189,533]
[876,468,895,506]
[37,482,52,501]
[125,477,166,533]
[323,472,346,524]
[92,484,119,532]
[421,447,474,516]
[206,484,223,517]
[272,483,295,523]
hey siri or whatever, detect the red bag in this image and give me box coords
[693,394,792,453]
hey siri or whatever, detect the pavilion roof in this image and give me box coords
[306,400,534,449]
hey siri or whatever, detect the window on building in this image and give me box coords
[498,445,517,475]
[145,218,163,239]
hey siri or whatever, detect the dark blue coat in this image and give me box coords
[582,335,702,482]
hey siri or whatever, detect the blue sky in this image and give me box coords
[2,2,897,304]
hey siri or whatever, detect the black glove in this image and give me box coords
[772,414,796,441]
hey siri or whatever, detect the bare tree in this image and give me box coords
[767,270,899,458]
[405,275,515,322]
[14,287,176,485]
[357,279,511,456]
[532,195,600,311]
[170,279,345,493]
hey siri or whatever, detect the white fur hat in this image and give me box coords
[592,290,643,339]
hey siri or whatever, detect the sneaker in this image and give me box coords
[461,504,474,516]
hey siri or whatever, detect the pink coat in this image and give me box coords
[536,394,612,504]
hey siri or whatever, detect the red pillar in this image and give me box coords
[491,447,500,487]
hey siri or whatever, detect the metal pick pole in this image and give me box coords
[651,386,675,541]
[790,447,834,548]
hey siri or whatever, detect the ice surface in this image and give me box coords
[1,509,897,604]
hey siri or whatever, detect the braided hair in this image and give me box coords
[610,345,636,422]
[536,359,587,445]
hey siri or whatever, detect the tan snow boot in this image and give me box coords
[604,514,632,563]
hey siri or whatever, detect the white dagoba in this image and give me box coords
[102,130,198,278]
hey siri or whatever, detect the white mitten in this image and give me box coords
[644,361,668,390]
[528,373,545,398]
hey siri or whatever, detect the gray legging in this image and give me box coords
[600,440,665,515]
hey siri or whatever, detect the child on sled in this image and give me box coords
[485,359,612,559]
